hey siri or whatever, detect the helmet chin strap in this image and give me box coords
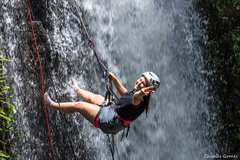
[134,83,141,91]
[134,85,137,90]
[133,85,145,94]
[133,85,140,93]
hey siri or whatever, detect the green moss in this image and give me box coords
[0,48,16,159]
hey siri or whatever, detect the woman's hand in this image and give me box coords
[108,72,117,81]
[108,72,128,95]
[140,86,155,96]
[132,86,154,105]
[133,86,154,104]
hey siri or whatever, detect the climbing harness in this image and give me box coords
[26,0,54,159]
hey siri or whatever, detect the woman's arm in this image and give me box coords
[132,86,154,105]
[109,72,128,96]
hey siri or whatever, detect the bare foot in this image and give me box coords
[72,78,80,91]
[44,92,54,108]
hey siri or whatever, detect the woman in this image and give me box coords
[44,72,160,134]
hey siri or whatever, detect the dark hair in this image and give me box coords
[143,94,151,117]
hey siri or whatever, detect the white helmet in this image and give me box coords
[142,72,160,90]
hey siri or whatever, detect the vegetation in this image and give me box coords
[0,48,16,159]
[197,0,240,155]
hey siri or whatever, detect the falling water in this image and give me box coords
[0,0,216,159]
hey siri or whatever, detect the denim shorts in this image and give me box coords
[94,103,125,134]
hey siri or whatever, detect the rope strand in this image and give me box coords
[26,0,54,159]
[70,0,109,76]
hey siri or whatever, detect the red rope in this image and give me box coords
[26,0,55,159]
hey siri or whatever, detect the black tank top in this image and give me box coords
[113,90,148,121]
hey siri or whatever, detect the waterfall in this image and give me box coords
[0,0,216,159]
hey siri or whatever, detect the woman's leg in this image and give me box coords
[45,92,100,124]
[53,101,100,125]
[72,79,105,105]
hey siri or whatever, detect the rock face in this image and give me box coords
[1,1,97,159]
